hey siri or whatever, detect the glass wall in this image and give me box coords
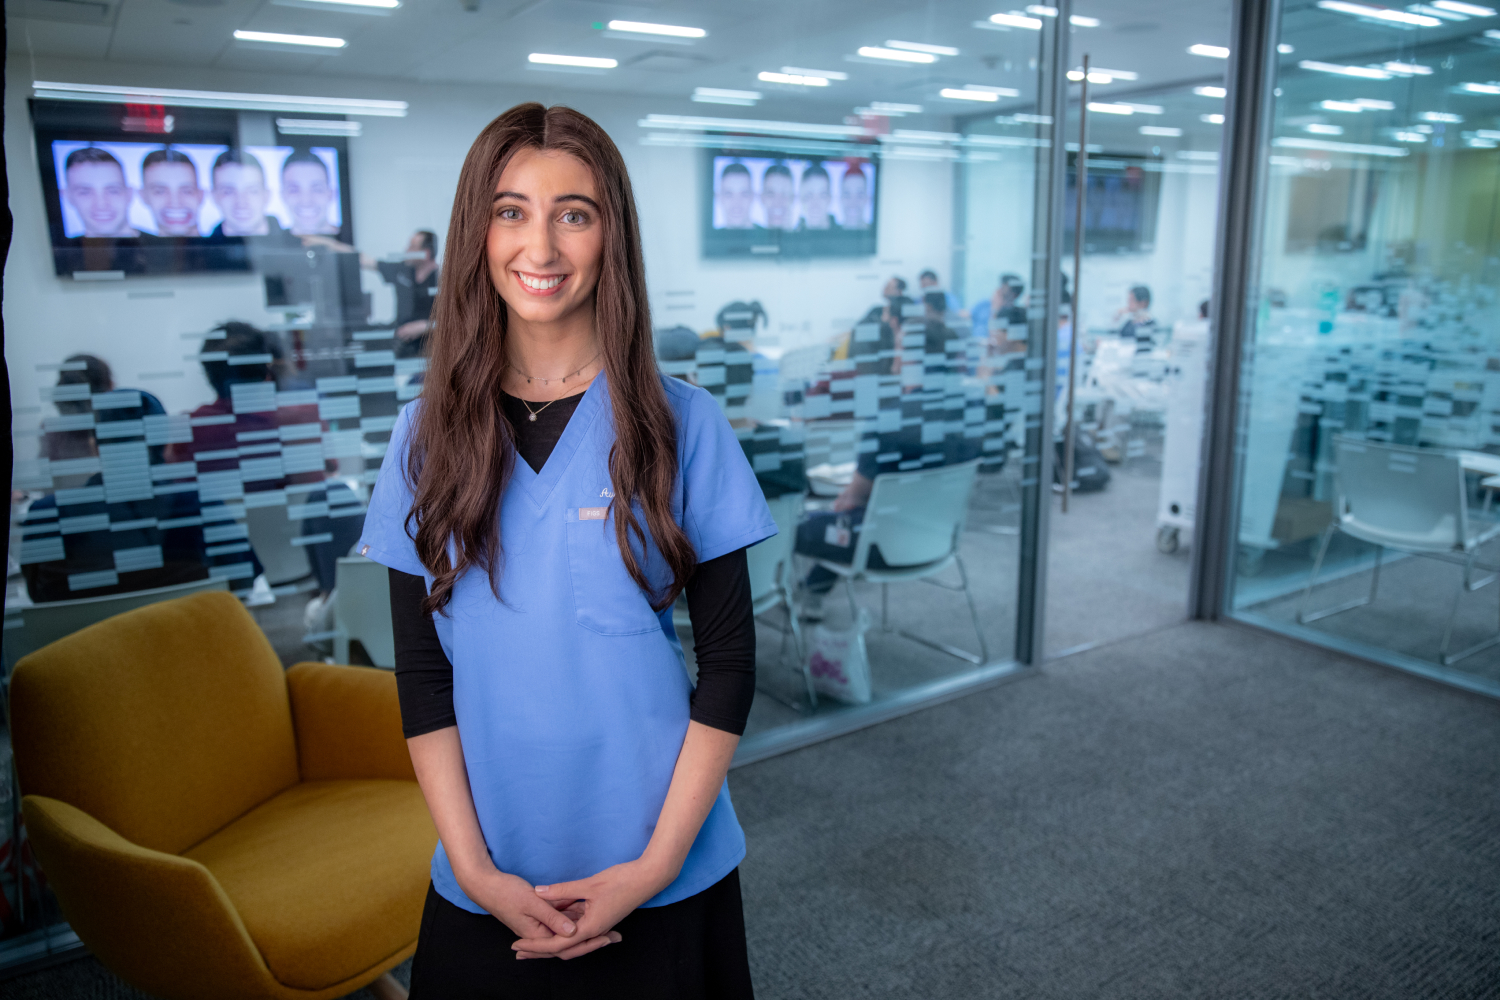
[1,2,1067,965]
[1228,0,1500,694]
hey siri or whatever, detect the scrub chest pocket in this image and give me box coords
[565,506,664,635]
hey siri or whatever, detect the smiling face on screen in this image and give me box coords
[281,159,335,235]
[65,157,138,238]
[141,161,204,236]
[212,161,270,236]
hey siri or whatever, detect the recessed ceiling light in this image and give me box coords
[1278,43,1295,53]
[1177,150,1220,160]
[1194,86,1227,98]
[233,30,346,47]
[1189,43,1230,58]
[1305,123,1344,134]
[857,46,936,63]
[1477,129,1500,138]
[1459,81,1500,94]
[964,84,1021,96]
[1088,102,1136,114]
[758,71,830,86]
[1139,125,1183,136]
[782,66,848,80]
[1320,100,1367,112]
[989,12,1044,29]
[1353,98,1396,109]
[885,40,959,56]
[606,20,706,37]
[1409,3,1471,19]
[529,53,617,68]
[1432,0,1495,14]
[1465,136,1499,147]
[1201,113,1225,124]
[1420,110,1464,121]
[1392,131,1428,141]
[693,88,760,105]
[1023,4,1057,13]
[1067,69,1129,83]
[1120,102,1164,114]
[1299,60,1391,79]
[1383,61,1434,75]
[1273,136,1409,156]
[1009,113,1052,124]
[941,89,998,101]
[1316,1,1441,26]
[1071,15,1101,26]
[872,102,924,114]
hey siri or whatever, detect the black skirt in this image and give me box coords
[407,869,754,999]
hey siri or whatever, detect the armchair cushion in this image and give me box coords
[182,779,436,991]
[286,662,415,782]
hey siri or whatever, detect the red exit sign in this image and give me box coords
[122,103,174,134]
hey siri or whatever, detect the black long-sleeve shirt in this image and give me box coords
[389,388,757,738]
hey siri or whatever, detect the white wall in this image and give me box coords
[1068,163,1222,339]
[5,57,955,459]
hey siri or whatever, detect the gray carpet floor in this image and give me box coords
[9,619,1499,998]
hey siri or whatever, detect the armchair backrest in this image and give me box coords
[9,591,299,855]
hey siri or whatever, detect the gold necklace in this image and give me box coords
[508,351,601,388]
[519,394,565,423]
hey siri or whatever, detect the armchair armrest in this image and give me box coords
[21,795,279,1000]
[286,662,415,782]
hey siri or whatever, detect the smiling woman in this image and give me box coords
[357,103,773,998]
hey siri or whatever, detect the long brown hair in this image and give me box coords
[406,103,695,614]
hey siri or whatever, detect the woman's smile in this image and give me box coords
[515,271,569,296]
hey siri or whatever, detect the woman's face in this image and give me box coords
[487,147,604,328]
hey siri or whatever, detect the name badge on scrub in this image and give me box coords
[579,507,608,521]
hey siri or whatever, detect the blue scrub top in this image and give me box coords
[358,373,776,912]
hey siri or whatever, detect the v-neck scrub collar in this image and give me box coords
[358,372,777,912]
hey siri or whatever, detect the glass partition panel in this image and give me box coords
[2,2,1065,965]
[1228,0,1500,695]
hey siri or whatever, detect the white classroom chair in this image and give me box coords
[812,458,988,665]
[1299,436,1500,664]
[3,576,229,666]
[332,555,394,668]
[674,492,814,707]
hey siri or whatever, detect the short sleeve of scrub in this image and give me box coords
[357,402,427,577]
[672,382,778,562]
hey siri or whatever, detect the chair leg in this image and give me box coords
[1440,548,1500,665]
[893,557,988,666]
[1298,529,1380,624]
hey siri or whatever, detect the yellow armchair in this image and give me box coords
[8,591,435,1000]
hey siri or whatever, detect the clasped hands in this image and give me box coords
[460,857,672,961]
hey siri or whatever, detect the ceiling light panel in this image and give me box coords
[941,89,998,101]
[1459,82,1500,93]
[989,12,1044,29]
[693,88,760,105]
[1189,44,1230,58]
[1071,15,1101,26]
[1300,60,1391,79]
[270,0,398,10]
[1195,86,1228,98]
[885,40,959,56]
[1316,1,1442,26]
[856,46,936,63]
[529,53,617,68]
[1305,123,1345,134]
[759,71,829,86]
[1420,110,1464,121]
[1431,0,1496,14]
[1202,113,1225,123]
[1321,100,1367,112]
[275,118,363,134]
[1383,61,1434,75]
[1139,125,1183,136]
[782,66,848,80]
[606,20,706,37]
[233,30,346,47]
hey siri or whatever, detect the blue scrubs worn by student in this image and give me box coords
[358,372,775,912]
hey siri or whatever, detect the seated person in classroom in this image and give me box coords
[971,273,1028,347]
[795,292,979,613]
[1114,284,1158,353]
[918,268,961,316]
[20,356,205,603]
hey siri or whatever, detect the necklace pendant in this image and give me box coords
[528,412,538,422]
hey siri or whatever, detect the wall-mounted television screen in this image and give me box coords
[32,99,354,277]
[1063,152,1162,255]
[703,151,878,259]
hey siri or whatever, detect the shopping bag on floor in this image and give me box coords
[806,607,873,704]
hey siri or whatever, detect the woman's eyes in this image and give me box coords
[494,206,590,224]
